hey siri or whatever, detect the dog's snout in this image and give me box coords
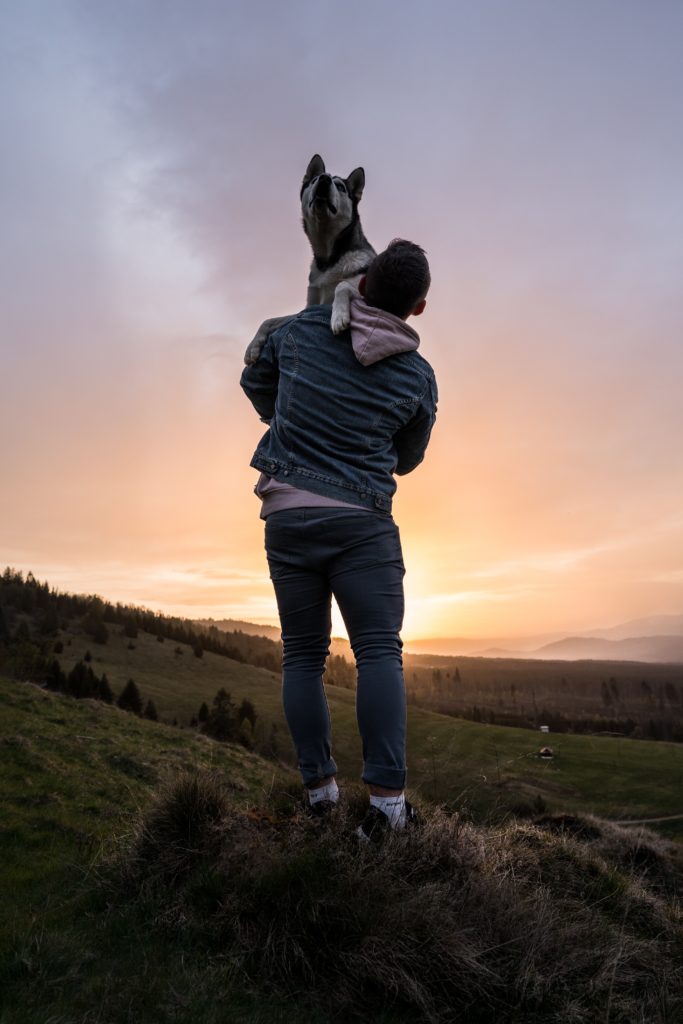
[315,173,332,195]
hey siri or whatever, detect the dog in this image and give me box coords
[243,154,376,365]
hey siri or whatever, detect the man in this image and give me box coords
[240,239,437,840]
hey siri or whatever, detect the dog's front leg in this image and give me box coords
[244,315,294,365]
[330,278,361,335]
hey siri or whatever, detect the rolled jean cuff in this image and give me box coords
[362,762,407,790]
[300,756,338,787]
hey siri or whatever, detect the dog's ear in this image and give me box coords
[302,154,325,190]
[346,167,365,203]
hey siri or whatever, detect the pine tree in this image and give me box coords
[15,620,31,643]
[117,678,143,715]
[202,688,238,741]
[85,665,99,697]
[45,658,66,693]
[143,699,158,721]
[39,605,59,635]
[238,698,257,729]
[83,605,108,644]
[67,661,90,698]
[92,621,108,644]
[98,673,114,703]
[198,701,209,722]
[0,605,9,644]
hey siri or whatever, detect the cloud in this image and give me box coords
[3,0,683,635]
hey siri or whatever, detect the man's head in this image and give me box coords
[359,239,430,320]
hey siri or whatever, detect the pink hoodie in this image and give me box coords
[255,299,421,519]
[347,297,420,365]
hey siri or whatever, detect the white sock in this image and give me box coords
[370,793,406,829]
[307,779,339,806]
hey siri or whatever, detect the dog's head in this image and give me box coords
[300,154,365,234]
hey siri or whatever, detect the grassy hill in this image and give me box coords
[1,674,682,1023]
[56,623,683,839]
[0,674,297,953]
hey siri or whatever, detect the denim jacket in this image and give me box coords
[240,303,437,514]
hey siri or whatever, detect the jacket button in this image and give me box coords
[283,470,289,476]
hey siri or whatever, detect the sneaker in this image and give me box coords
[306,798,338,819]
[356,799,419,843]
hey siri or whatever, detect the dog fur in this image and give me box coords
[244,154,376,365]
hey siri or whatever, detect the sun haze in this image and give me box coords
[1,1,682,640]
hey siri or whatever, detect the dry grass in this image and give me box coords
[105,771,683,1023]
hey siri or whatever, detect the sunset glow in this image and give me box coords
[2,1,682,641]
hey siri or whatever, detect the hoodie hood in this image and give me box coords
[348,298,420,366]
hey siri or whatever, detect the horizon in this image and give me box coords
[5,564,683,648]
[2,1,683,640]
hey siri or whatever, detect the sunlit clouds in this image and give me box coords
[2,1,683,639]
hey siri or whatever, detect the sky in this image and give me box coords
[2,0,682,640]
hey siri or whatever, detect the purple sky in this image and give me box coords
[2,1,683,637]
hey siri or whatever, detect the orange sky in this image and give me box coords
[2,2,683,640]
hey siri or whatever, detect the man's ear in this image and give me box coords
[302,154,325,192]
[346,167,365,202]
[411,298,427,317]
[358,275,367,297]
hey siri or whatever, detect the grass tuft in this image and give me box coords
[125,769,231,886]
[97,776,683,1023]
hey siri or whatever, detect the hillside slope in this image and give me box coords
[1,678,681,1024]
[55,625,683,838]
[0,674,296,957]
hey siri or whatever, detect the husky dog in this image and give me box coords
[244,154,376,365]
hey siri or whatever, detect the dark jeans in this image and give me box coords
[264,507,407,790]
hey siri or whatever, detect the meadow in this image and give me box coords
[402,652,683,741]
[2,575,683,1020]
[1,673,682,1023]
[53,624,683,838]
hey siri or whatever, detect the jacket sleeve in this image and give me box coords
[394,375,438,476]
[240,334,280,423]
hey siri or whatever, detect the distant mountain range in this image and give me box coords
[405,614,683,663]
[478,635,683,664]
[198,614,683,665]
[197,617,282,642]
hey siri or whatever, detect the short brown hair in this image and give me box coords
[364,239,431,318]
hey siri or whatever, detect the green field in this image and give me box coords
[0,674,295,955]
[56,625,683,838]
[2,669,682,1024]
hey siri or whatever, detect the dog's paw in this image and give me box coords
[244,333,266,365]
[331,305,351,335]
